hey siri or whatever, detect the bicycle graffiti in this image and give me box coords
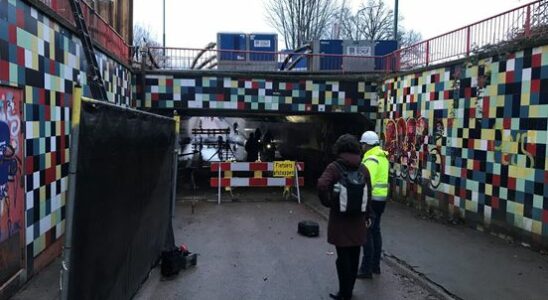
[384,116,429,183]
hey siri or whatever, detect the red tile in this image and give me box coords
[8,25,16,44]
[503,118,511,129]
[17,47,24,66]
[16,9,25,28]
[45,166,56,185]
[508,177,516,190]
[493,175,500,186]
[0,60,8,82]
[532,54,541,67]
[543,210,548,223]
[531,79,540,93]
[506,71,515,83]
[25,156,34,175]
[492,197,499,209]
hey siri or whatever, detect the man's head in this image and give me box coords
[360,131,380,153]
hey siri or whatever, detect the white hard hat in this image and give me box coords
[360,131,380,145]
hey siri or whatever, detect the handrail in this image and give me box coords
[36,0,131,63]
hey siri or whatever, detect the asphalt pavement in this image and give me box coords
[134,200,437,300]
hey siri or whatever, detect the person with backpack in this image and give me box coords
[357,131,390,279]
[317,134,373,300]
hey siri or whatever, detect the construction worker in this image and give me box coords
[357,131,389,279]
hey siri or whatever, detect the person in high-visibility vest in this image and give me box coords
[357,131,389,279]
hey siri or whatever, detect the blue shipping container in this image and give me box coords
[249,34,277,61]
[375,40,398,70]
[218,33,247,61]
[319,40,343,70]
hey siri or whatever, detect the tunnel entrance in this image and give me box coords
[176,112,374,193]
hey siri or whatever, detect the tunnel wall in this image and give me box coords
[379,44,548,248]
[0,0,132,280]
[135,73,378,118]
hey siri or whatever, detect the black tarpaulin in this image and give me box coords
[67,100,175,300]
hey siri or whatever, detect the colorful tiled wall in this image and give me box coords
[379,45,548,246]
[136,74,378,117]
[0,0,132,273]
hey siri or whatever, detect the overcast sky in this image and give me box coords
[134,0,527,49]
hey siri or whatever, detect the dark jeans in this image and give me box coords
[335,246,361,298]
[360,201,386,273]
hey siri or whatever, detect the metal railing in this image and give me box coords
[37,0,130,63]
[144,47,390,73]
[143,0,546,73]
[388,0,547,71]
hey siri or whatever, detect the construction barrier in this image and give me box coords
[210,162,304,204]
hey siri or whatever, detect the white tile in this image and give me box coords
[181,79,195,87]
[522,68,532,81]
[26,225,34,245]
[26,121,34,139]
[33,172,40,190]
[50,136,56,152]
[39,215,51,235]
[506,59,515,71]
[26,191,34,210]
[523,217,532,232]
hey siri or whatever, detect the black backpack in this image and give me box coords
[332,161,369,215]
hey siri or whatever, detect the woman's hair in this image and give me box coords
[333,134,361,155]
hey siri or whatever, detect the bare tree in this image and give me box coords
[133,24,165,68]
[265,0,338,50]
[338,0,394,41]
[399,29,422,48]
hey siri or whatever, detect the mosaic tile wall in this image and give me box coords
[379,45,548,246]
[136,74,378,118]
[0,0,132,272]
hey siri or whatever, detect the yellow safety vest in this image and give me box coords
[362,146,389,201]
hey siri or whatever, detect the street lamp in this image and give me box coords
[394,0,399,40]
[163,0,166,55]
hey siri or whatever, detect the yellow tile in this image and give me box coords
[40,186,46,202]
[285,97,292,104]
[25,86,33,103]
[532,221,542,235]
[515,203,524,216]
[485,184,492,196]
[45,153,51,169]
[467,159,474,169]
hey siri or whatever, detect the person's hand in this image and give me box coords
[365,218,372,228]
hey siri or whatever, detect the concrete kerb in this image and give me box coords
[302,201,459,300]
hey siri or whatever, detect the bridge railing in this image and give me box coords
[388,0,547,71]
[37,0,131,63]
[144,46,391,73]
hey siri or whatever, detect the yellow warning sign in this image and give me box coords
[273,161,295,177]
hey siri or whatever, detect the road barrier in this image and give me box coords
[210,162,304,204]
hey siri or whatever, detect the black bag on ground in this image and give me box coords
[298,220,319,237]
[161,246,198,277]
[332,161,369,215]
[161,248,184,277]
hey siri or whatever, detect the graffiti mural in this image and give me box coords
[384,116,429,183]
[0,87,23,286]
[381,44,548,245]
